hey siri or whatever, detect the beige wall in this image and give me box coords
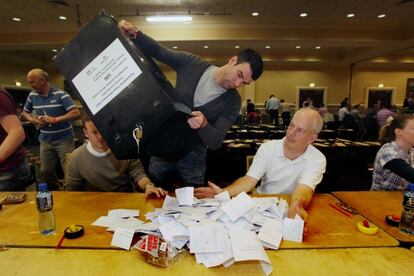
[1,61,412,110]
[351,67,414,107]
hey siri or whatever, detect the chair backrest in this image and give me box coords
[246,155,254,173]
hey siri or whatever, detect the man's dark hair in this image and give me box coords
[236,48,263,81]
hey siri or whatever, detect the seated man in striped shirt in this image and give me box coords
[22,68,80,190]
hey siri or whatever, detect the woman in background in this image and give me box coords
[371,114,414,191]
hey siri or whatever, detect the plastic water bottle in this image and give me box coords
[399,183,414,235]
[36,183,56,236]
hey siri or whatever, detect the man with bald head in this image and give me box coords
[195,108,326,226]
[22,68,80,190]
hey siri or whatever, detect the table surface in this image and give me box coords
[333,191,414,244]
[0,192,398,249]
[1,247,413,275]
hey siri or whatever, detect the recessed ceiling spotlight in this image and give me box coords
[378,14,386,18]
[296,45,301,49]
[172,46,178,49]
[315,46,321,49]
[204,45,209,49]
[346,13,355,18]
[52,49,58,53]
[265,45,271,49]
[300,13,308,17]
[235,45,240,49]
[252,12,259,16]
[59,16,67,20]
[12,17,21,22]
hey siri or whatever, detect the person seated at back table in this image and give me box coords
[195,108,326,227]
[63,113,167,197]
[371,114,414,191]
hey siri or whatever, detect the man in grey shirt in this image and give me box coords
[266,94,280,126]
[119,20,264,190]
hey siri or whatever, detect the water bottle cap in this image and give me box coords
[38,183,48,191]
[407,183,414,191]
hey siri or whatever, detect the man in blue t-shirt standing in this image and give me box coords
[22,68,80,190]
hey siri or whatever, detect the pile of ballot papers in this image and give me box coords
[92,187,305,275]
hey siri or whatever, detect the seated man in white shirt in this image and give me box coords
[195,108,326,228]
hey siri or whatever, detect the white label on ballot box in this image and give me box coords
[72,38,142,115]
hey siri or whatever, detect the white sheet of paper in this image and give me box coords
[283,216,304,243]
[158,214,179,225]
[175,187,194,206]
[221,192,256,221]
[254,197,278,213]
[106,217,144,232]
[159,221,189,242]
[91,216,118,228]
[258,218,283,249]
[108,209,139,219]
[229,230,273,275]
[189,224,226,253]
[275,198,288,218]
[72,39,142,115]
[111,227,135,250]
[195,235,233,268]
[214,191,231,202]
[162,195,179,209]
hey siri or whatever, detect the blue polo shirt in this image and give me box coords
[24,86,76,143]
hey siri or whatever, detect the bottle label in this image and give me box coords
[36,193,53,211]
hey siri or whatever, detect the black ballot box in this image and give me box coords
[54,10,191,159]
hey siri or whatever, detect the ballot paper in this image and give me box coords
[258,218,283,249]
[159,221,189,243]
[283,214,304,242]
[108,209,139,218]
[176,187,194,206]
[194,234,233,268]
[189,223,226,253]
[162,195,179,209]
[229,230,273,275]
[221,192,256,221]
[214,191,231,202]
[111,227,135,250]
[106,217,144,232]
[91,216,119,228]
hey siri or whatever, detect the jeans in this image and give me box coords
[0,161,31,191]
[268,109,279,126]
[40,138,74,190]
[149,144,206,190]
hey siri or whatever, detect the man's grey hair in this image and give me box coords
[293,108,324,134]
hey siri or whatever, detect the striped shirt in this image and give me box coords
[23,86,76,142]
[372,141,414,190]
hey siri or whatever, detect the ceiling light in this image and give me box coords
[235,45,240,49]
[12,17,21,22]
[252,12,259,16]
[172,46,178,49]
[265,45,271,49]
[59,16,67,20]
[377,14,386,18]
[145,15,192,23]
[204,45,209,49]
[296,45,301,49]
[300,13,308,17]
[315,46,321,49]
[346,13,355,18]
[15,81,21,87]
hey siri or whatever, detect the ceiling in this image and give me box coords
[1,0,414,69]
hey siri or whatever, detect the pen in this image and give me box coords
[55,233,65,250]
[329,203,353,218]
